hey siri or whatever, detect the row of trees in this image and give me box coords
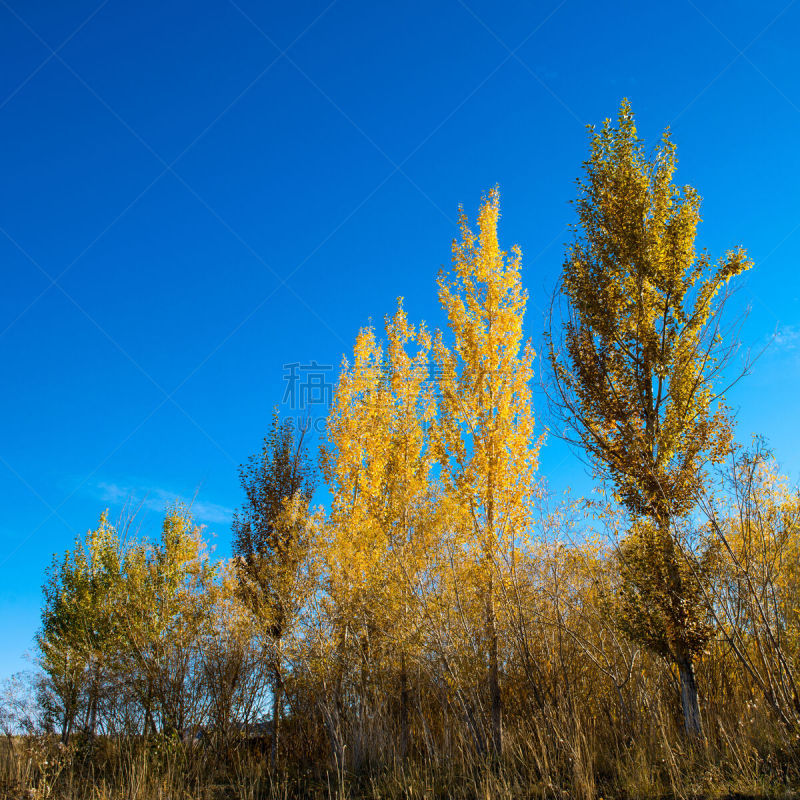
[18,102,800,797]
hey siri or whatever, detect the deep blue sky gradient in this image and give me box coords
[2,0,799,678]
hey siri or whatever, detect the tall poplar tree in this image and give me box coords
[433,188,540,760]
[547,101,751,735]
[232,413,316,766]
[322,300,434,761]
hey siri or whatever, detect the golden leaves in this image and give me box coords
[552,100,752,523]
[434,187,540,561]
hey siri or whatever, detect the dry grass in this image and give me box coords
[2,708,797,800]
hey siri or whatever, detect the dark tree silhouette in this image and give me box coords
[232,411,316,766]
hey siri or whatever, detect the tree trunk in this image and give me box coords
[399,653,409,762]
[88,660,99,739]
[271,662,282,769]
[656,516,704,738]
[88,694,97,739]
[487,585,502,761]
[61,708,71,746]
[678,656,702,736]
[486,467,502,763]
[144,704,153,736]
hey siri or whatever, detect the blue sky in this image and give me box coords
[1,0,799,678]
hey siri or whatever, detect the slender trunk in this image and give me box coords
[399,652,409,762]
[656,514,704,738]
[271,661,282,769]
[323,630,346,770]
[486,457,502,762]
[678,656,702,736]
[487,579,502,761]
[88,660,99,739]
[143,692,153,737]
[61,707,71,746]
[88,694,97,739]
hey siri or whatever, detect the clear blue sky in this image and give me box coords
[1,0,798,679]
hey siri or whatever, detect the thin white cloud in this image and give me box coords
[95,481,233,526]
[774,324,800,352]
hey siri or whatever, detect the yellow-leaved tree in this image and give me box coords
[322,300,434,763]
[433,188,540,760]
[121,505,214,736]
[547,100,751,735]
[38,511,122,743]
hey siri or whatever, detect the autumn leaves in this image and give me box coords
[34,102,794,798]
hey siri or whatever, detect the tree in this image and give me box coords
[120,505,213,737]
[37,512,122,743]
[699,442,800,732]
[547,100,751,735]
[322,299,435,762]
[232,412,317,768]
[433,188,540,760]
